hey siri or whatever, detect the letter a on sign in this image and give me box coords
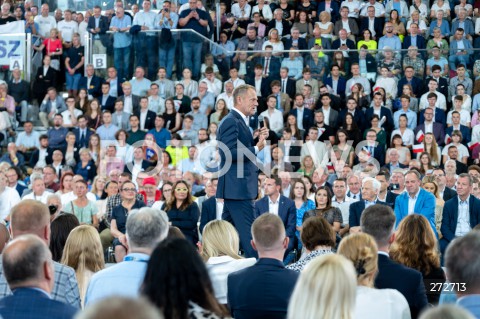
[9,57,23,70]
[92,54,107,69]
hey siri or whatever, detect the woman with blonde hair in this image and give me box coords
[390,214,446,304]
[200,220,256,304]
[61,225,105,307]
[262,28,284,56]
[421,176,444,237]
[338,233,411,319]
[287,254,357,319]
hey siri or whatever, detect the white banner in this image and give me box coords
[0,21,25,34]
[0,35,25,66]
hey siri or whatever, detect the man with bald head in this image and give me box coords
[0,235,77,318]
[0,200,81,308]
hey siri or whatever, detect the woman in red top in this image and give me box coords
[34,28,63,70]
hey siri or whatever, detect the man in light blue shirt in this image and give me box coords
[378,22,401,51]
[156,0,179,78]
[130,67,152,97]
[96,111,120,142]
[110,7,132,82]
[132,0,158,80]
[85,207,169,305]
[393,95,417,129]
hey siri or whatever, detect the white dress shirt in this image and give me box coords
[408,189,421,215]
[268,195,280,216]
[455,196,471,237]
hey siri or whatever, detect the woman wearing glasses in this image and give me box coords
[163,180,200,245]
[111,181,146,263]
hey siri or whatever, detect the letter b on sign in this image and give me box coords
[92,54,107,69]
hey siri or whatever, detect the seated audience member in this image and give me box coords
[349,177,387,228]
[390,215,446,305]
[49,213,80,262]
[440,174,480,254]
[76,296,163,319]
[2,200,81,308]
[200,220,256,304]
[445,231,480,317]
[228,214,299,319]
[0,235,78,319]
[85,207,169,305]
[338,233,411,319]
[287,254,357,319]
[286,216,335,272]
[419,305,477,319]
[361,204,428,318]
[0,171,21,221]
[303,186,343,233]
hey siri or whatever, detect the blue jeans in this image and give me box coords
[449,54,470,70]
[134,34,158,80]
[182,41,203,80]
[159,41,176,79]
[114,46,131,82]
[65,73,81,90]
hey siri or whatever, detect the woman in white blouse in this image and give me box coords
[338,233,411,319]
[251,0,273,22]
[262,28,285,56]
[442,130,469,164]
[200,220,256,304]
[391,115,414,148]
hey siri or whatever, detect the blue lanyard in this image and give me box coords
[123,256,149,263]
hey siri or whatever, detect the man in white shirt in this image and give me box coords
[300,127,327,167]
[224,67,246,90]
[34,4,57,38]
[260,95,283,136]
[231,0,251,20]
[346,174,361,200]
[360,0,386,17]
[202,67,223,97]
[61,96,83,128]
[332,178,353,236]
[419,79,447,111]
[0,172,20,220]
[57,9,78,44]
[216,81,234,110]
[16,121,40,154]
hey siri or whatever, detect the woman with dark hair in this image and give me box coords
[285,114,303,140]
[287,216,335,272]
[88,133,101,164]
[301,175,315,201]
[357,29,377,52]
[76,88,89,113]
[364,114,387,146]
[333,129,355,167]
[390,214,446,304]
[141,238,230,319]
[419,152,434,176]
[332,51,349,77]
[210,99,229,125]
[163,180,200,245]
[348,83,369,111]
[141,133,159,165]
[163,98,182,133]
[85,99,102,130]
[387,134,411,165]
[342,113,362,147]
[293,11,313,38]
[49,213,80,262]
[152,181,173,211]
[289,179,315,249]
[386,9,406,39]
[303,186,342,232]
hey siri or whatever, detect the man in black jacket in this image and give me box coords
[7,68,30,124]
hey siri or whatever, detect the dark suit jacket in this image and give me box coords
[365,106,394,132]
[135,110,156,131]
[277,77,296,100]
[254,195,296,254]
[324,76,347,100]
[87,15,110,48]
[442,187,457,202]
[425,77,449,101]
[418,108,446,128]
[414,123,445,146]
[267,19,291,37]
[199,196,217,233]
[29,147,54,168]
[331,39,358,59]
[381,163,408,174]
[15,183,27,197]
[339,109,367,132]
[351,54,377,73]
[384,191,399,210]
[360,17,384,39]
[279,141,301,171]
[73,128,94,149]
[441,195,480,243]
[217,110,258,200]
[233,60,254,79]
[446,125,471,146]
[402,35,427,57]
[318,0,340,22]
[245,76,271,98]
[397,76,424,98]
[349,200,387,227]
[257,56,281,79]
[375,254,428,319]
[123,160,152,175]
[33,66,56,100]
[118,94,141,114]
[59,146,80,165]
[99,95,116,112]
[228,258,299,319]
[0,287,77,319]
[283,37,308,56]
[79,75,103,99]
[289,107,314,131]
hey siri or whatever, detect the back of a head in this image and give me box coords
[201,220,241,261]
[49,213,80,262]
[141,238,223,319]
[252,213,286,252]
[287,254,357,319]
[419,305,475,319]
[75,297,164,319]
[301,217,336,251]
[0,223,10,254]
[2,234,51,289]
[61,225,105,273]
[445,231,480,294]
[10,200,50,239]
[338,233,378,286]
[126,208,169,251]
[167,226,185,240]
[360,204,396,248]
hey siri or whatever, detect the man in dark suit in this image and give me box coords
[278,67,296,100]
[361,204,428,319]
[446,111,471,146]
[349,177,387,228]
[78,64,103,99]
[0,235,77,319]
[323,65,347,101]
[375,171,399,210]
[72,115,93,149]
[418,97,447,128]
[123,147,152,176]
[397,66,424,98]
[279,128,301,171]
[283,27,308,56]
[199,196,223,234]
[87,5,110,73]
[217,84,269,258]
[228,214,299,319]
[290,94,314,131]
[332,30,357,59]
[364,129,386,166]
[257,47,281,81]
[365,92,394,132]
[414,108,445,146]
[135,97,156,131]
[432,168,457,202]
[245,65,271,99]
[339,97,367,132]
[402,23,427,58]
[440,173,480,254]
[381,149,408,174]
[99,82,117,112]
[254,177,296,257]
[117,82,141,115]
[267,9,291,37]
[443,145,468,175]
[360,7,384,40]
[426,65,449,100]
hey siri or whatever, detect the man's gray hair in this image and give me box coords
[445,231,480,294]
[126,208,169,250]
[362,177,381,193]
[30,173,44,183]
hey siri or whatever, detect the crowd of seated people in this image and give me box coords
[1,0,480,318]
